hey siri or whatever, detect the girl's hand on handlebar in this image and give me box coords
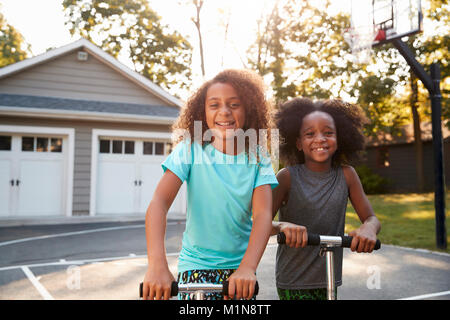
[226,266,257,300]
[142,265,175,300]
[279,222,308,248]
[348,224,378,253]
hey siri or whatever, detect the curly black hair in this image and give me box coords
[172,69,273,157]
[275,97,368,167]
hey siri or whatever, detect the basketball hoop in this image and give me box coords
[343,26,377,64]
[345,0,422,64]
[374,29,386,42]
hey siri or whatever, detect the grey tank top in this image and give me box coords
[276,164,348,289]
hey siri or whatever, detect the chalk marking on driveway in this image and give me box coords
[21,266,54,300]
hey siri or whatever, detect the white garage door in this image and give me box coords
[0,134,66,217]
[96,138,184,215]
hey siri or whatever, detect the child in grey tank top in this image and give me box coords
[271,98,381,300]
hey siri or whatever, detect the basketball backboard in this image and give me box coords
[344,0,423,63]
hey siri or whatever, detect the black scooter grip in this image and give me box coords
[139,281,179,298]
[171,281,179,296]
[307,233,321,246]
[341,236,381,250]
[375,239,381,250]
[222,280,259,296]
[276,232,286,244]
[277,232,320,245]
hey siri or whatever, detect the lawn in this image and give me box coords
[345,191,450,253]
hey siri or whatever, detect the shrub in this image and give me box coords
[355,165,390,194]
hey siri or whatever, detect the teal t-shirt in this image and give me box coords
[162,140,278,273]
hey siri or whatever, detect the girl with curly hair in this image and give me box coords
[142,69,278,300]
[271,97,381,300]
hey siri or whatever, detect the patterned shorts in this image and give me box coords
[177,269,256,300]
[277,287,335,300]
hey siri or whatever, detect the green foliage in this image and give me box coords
[247,0,449,134]
[356,75,410,138]
[367,0,450,129]
[247,0,360,105]
[355,165,390,194]
[0,12,30,67]
[62,0,193,93]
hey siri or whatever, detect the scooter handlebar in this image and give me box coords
[139,280,259,298]
[277,232,381,250]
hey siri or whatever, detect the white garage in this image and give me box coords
[0,39,186,224]
[90,129,185,217]
[0,126,74,218]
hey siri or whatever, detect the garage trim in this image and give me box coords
[0,125,75,217]
[89,129,172,217]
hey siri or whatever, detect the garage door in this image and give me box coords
[0,134,66,217]
[96,138,184,215]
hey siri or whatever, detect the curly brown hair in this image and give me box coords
[276,97,368,167]
[172,69,273,155]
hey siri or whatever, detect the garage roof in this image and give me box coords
[0,93,179,124]
[0,38,183,108]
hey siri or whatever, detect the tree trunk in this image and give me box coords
[192,0,205,78]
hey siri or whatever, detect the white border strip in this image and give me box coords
[399,290,450,300]
[0,222,181,248]
[382,243,450,257]
[0,252,180,272]
[0,224,144,247]
[21,266,54,300]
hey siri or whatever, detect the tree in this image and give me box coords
[248,0,448,193]
[62,0,193,94]
[367,0,450,191]
[0,12,31,67]
[190,0,206,78]
[247,0,361,105]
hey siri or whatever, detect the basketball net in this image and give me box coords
[344,25,378,64]
[343,0,386,64]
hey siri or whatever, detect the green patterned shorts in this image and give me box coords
[177,269,257,300]
[277,287,336,300]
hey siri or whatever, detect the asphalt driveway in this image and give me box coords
[0,220,449,300]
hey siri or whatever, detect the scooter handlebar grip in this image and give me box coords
[307,233,320,246]
[171,281,179,296]
[342,235,353,248]
[374,239,381,250]
[341,236,381,250]
[222,280,259,296]
[277,232,286,244]
[139,281,179,298]
[277,232,320,246]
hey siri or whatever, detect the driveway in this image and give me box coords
[0,220,449,300]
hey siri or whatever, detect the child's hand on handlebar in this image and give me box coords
[279,222,308,248]
[348,224,378,253]
[226,266,257,300]
[142,265,175,300]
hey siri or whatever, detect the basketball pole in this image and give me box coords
[392,38,447,250]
